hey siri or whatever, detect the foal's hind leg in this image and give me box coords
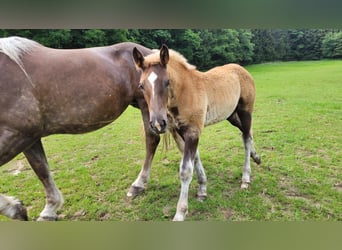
[171,129,207,201]
[24,139,63,221]
[228,111,261,189]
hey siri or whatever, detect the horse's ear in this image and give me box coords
[133,47,145,68]
[160,44,169,67]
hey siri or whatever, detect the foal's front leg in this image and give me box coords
[171,129,207,201]
[173,133,199,221]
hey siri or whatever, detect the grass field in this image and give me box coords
[1,60,341,221]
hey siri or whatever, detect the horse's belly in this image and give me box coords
[204,104,237,126]
[204,92,240,126]
[42,98,129,135]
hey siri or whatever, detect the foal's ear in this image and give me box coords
[160,44,169,67]
[133,47,145,68]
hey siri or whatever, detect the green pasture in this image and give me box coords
[1,60,341,221]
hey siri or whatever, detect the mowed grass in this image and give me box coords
[0,60,341,221]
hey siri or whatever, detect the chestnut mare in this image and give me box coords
[133,45,261,221]
[0,36,160,221]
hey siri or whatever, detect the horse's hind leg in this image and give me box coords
[228,110,261,189]
[228,112,260,164]
[23,139,63,221]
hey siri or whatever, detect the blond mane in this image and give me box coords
[144,48,196,71]
[0,36,41,83]
[0,36,41,68]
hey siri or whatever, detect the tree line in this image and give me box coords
[1,29,341,70]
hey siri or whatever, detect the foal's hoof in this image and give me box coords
[252,153,261,165]
[254,155,261,165]
[127,186,145,198]
[12,202,28,221]
[241,182,250,189]
[173,213,186,222]
[196,194,207,202]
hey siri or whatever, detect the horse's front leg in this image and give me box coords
[173,131,199,221]
[24,139,63,221]
[127,104,160,197]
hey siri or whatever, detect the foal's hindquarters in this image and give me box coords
[226,65,261,189]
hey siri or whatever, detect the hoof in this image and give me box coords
[12,202,28,221]
[37,215,58,221]
[241,182,250,189]
[127,186,145,198]
[196,194,207,202]
[253,154,261,165]
[173,214,186,221]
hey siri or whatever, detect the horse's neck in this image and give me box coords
[169,65,206,99]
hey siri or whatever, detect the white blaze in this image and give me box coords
[148,71,158,97]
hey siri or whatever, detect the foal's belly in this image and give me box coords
[204,90,240,126]
[204,101,238,126]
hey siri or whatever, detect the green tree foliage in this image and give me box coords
[33,30,73,48]
[251,29,277,63]
[322,31,342,59]
[130,29,172,49]
[169,29,201,63]
[1,29,341,69]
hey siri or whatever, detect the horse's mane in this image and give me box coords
[145,49,196,71]
[0,36,41,83]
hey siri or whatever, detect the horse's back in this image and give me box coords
[0,38,151,136]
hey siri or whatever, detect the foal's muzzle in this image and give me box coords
[150,118,167,134]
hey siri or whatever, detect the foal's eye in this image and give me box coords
[165,80,170,87]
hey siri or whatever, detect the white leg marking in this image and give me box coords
[173,158,194,221]
[127,167,151,197]
[38,176,64,221]
[194,150,207,199]
[241,136,252,189]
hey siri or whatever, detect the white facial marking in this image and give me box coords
[148,71,158,97]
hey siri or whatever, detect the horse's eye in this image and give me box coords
[165,80,170,87]
[138,83,144,90]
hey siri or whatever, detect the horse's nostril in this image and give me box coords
[161,120,167,129]
[149,119,167,133]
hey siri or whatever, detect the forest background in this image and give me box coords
[1,29,342,70]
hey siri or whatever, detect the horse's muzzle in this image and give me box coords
[150,119,167,134]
